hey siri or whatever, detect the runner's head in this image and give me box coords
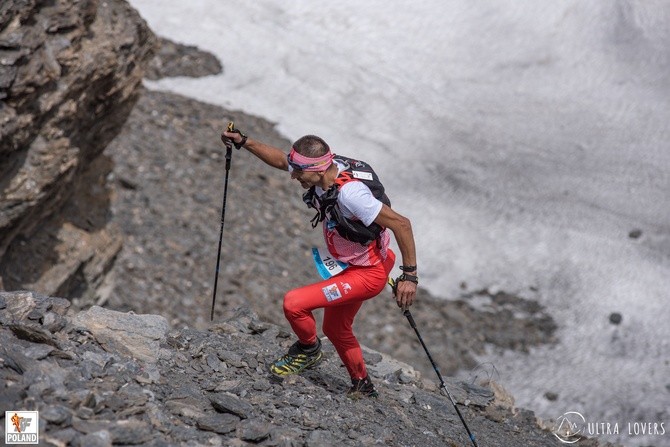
[288,135,334,171]
[288,135,335,188]
[293,135,330,157]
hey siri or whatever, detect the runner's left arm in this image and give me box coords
[373,204,418,308]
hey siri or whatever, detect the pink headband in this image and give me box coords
[287,147,334,172]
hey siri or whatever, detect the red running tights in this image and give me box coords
[283,249,396,380]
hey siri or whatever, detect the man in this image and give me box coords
[221,128,418,397]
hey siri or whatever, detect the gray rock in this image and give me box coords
[72,419,152,445]
[609,312,623,325]
[22,343,55,360]
[166,400,207,419]
[208,392,255,419]
[238,418,271,443]
[45,428,79,446]
[117,383,150,407]
[108,420,153,445]
[78,430,112,447]
[9,323,59,348]
[217,349,246,368]
[73,306,169,363]
[306,429,338,447]
[0,291,38,321]
[41,405,73,425]
[268,427,305,447]
[205,353,223,371]
[1,337,46,377]
[196,413,240,434]
[82,350,115,369]
[71,418,114,435]
[145,36,222,80]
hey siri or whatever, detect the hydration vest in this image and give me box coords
[302,155,391,245]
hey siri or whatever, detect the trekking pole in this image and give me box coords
[210,122,238,321]
[389,278,479,446]
[404,309,479,446]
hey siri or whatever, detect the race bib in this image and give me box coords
[352,170,373,181]
[311,247,349,279]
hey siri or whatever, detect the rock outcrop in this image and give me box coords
[0,0,156,303]
[145,36,222,80]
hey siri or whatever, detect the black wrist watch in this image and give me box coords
[398,273,418,285]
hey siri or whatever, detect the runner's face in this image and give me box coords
[290,169,322,189]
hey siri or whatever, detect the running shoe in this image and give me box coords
[347,375,379,398]
[270,339,323,376]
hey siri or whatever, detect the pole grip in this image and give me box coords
[224,121,234,170]
[225,145,232,171]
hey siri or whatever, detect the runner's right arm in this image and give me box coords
[221,131,288,171]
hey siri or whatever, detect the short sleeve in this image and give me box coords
[337,181,383,226]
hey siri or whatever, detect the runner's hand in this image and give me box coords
[221,122,247,148]
[395,279,417,310]
[221,130,243,146]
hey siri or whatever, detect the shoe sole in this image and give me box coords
[346,390,379,400]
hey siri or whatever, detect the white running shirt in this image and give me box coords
[315,160,390,266]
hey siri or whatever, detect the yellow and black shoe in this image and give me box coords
[270,338,323,376]
[347,375,379,399]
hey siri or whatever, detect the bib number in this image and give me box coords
[311,247,349,279]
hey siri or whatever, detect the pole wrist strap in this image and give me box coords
[227,122,247,149]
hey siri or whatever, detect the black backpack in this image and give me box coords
[302,155,391,245]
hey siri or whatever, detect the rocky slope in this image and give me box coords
[0,290,588,447]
